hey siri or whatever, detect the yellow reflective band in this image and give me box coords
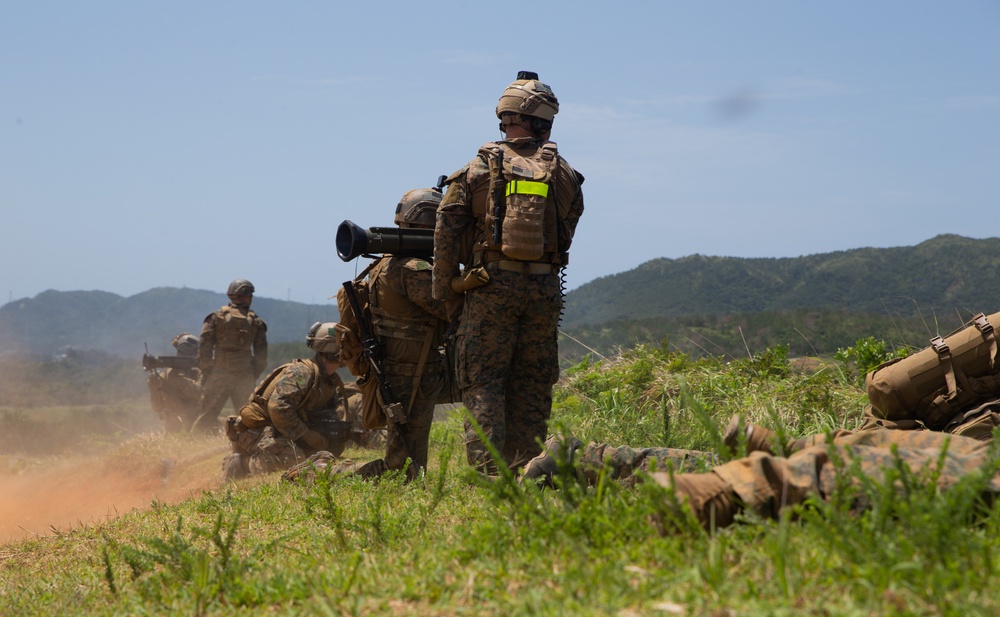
[505,180,549,198]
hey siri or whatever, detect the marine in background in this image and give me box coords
[143,333,202,432]
[198,278,268,432]
[222,322,355,480]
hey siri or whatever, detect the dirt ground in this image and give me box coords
[0,436,229,544]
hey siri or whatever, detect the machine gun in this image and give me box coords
[142,344,198,372]
[336,220,434,262]
[341,280,407,425]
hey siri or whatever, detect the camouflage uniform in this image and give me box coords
[526,428,1000,530]
[577,443,719,484]
[860,398,1000,442]
[198,302,268,431]
[521,437,718,487]
[226,358,347,477]
[706,427,998,525]
[350,255,450,480]
[433,135,584,471]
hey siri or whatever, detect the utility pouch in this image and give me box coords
[450,266,490,293]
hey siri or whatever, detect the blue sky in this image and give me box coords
[3,1,998,306]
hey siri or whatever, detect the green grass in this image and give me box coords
[3,341,1000,615]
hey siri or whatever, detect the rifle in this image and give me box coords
[492,147,505,245]
[341,280,406,425]
[305,413,366,453]
[142,344,198,372]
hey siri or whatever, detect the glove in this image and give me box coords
[450,266,490,293]
[300,429,328,452]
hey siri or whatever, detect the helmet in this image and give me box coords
[172,333,200,356]
[394,188,442,228]
[306,321,340,355]
[227,279,255,297]
[495,70,559,123]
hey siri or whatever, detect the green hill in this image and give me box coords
[563,234,1000,326]
[4,235,998,362]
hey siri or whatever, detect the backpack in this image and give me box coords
[866,310,1000,429]
[481,141,559,261]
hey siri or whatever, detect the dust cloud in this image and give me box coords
[0,438,228,544]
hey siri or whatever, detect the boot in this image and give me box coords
[281,450,338,482]
[221,453,249,482]
[520,434,582,487]
[652,470,740,531]
[723,414,780,455]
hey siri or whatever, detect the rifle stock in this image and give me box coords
[341,280,406,425]
[492,148,505,245]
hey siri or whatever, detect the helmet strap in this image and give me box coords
[499,113,549,139]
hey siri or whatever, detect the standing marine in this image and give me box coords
[432,71,585,472]
[198,278,268,432]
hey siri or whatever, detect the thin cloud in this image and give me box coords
[946,95,1000,110]
[249,75,380,88]
[432,50,511,66]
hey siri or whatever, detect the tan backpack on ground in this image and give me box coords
[866,311,1000,429]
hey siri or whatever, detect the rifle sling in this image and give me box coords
[407,326,437,417]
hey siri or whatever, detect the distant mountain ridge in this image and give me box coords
[4,235,998,360]
[562,234,1000,327]
[0,287,336,358]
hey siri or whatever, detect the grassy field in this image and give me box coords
[3,343,1000,616]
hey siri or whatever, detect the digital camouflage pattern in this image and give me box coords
[577,443,719,485]
[199,302,268,429]
[433,136,584,472]
[454,268,563,470]
[711,426,1000,523]
[524,427,1000,530]
[225,357,347,478]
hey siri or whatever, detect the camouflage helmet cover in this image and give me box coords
[306,321,340,355]
[227,279,255,297]
[172,333,200,356]
[495,71,559,122]
[394,188,442,228]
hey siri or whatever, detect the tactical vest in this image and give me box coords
[369,258,442,375]
[238,358,347,429]
[476,140,561,264]
[212,305,263,371]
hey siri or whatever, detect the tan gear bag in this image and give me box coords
[866,311,1000,428]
